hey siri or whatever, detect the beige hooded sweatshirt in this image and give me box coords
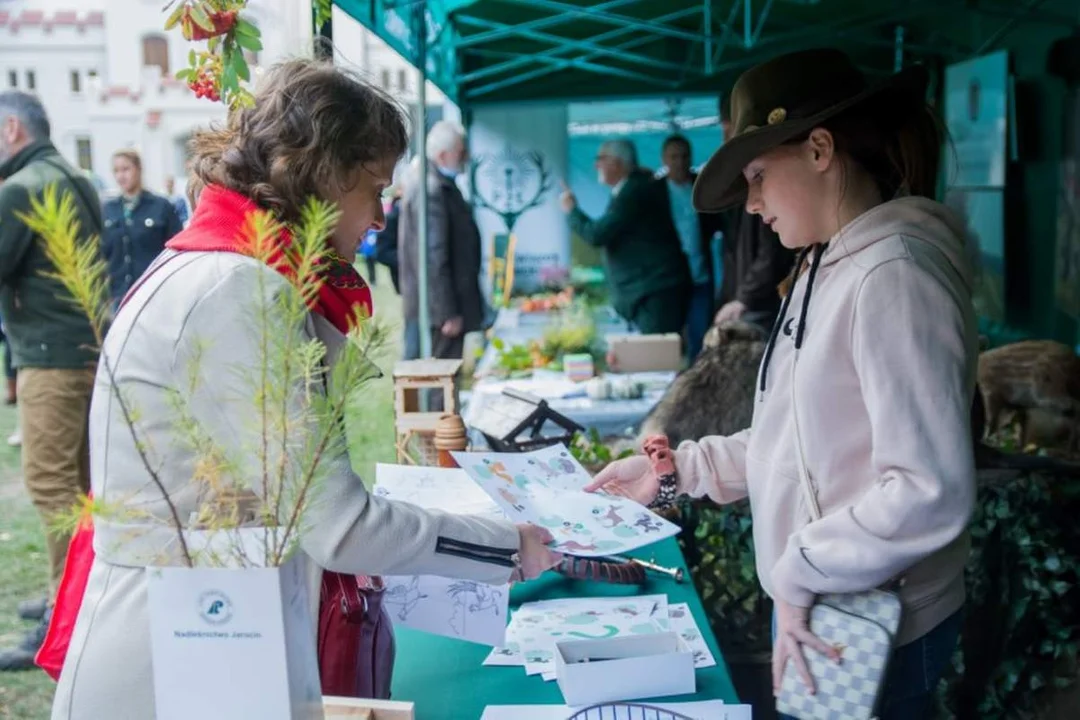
[673,196,978,645]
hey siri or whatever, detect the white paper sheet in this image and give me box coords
[375,464,510,646]
[452,445,680,557]
[666,603,716,669]
[480,700,751,720]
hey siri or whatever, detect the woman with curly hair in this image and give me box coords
[50,59,560,719]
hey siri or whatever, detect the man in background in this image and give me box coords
[657,134,719,358]
[163,175,190,226]
[0,90,101,671]
[714,97,794,331]
[560,138,690,335]
[398,120,484,361]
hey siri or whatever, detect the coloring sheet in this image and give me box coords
[483,595,669,677]
[374,464,510,646]
[381,575,508,647]
[452,445,681,557]
[666,603,716,669]
[373,463,504,521]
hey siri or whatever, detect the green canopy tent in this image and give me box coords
[332,0,1080,348]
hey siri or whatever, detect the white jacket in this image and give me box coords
[52,251,520,719]
[673,197,979,645]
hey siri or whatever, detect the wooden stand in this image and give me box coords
[392,359,463,466]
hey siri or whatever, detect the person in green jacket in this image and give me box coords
[561,139,691,335]
[0,90,101,671]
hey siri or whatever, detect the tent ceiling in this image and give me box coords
[335,0,1080,105]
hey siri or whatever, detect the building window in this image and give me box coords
[70,71,81,93]
[142,34,169,76]
[380,68,390,90]
[26,71,35,91]
[75,137,92,172]
[7,70,16,88]
[397,69,407,92]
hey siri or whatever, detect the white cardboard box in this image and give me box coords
[554,631,696,707]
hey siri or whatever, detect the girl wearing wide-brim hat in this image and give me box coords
[589,48,977,718]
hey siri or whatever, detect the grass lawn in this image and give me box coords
[0,265,403,719]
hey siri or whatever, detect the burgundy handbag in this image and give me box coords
[317,571,396,699]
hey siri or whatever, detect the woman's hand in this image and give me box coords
[513,524,562,581]
[772,598,842,696]
[583,455,658,505]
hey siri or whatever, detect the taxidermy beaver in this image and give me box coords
[977,340,1080,454]
[636,321,767,446]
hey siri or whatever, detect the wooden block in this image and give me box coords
[322,696,415,720]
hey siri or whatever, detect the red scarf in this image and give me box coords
[165,184,373,333]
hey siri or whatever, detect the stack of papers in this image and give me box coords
[484,596,715,682]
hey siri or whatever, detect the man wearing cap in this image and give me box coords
[561,138,691,335]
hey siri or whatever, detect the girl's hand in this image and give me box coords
[513,524,562,581]
[583,455,658,505]
[772,598,842,696]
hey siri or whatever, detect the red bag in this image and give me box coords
[317,571,395,699]
[35,510,95,681]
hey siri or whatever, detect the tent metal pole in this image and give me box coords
[415,0,432,360]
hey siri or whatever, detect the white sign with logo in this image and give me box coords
[469,103,571,294]
[147,530,323,720]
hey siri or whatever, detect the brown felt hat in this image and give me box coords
[693,48,931,213]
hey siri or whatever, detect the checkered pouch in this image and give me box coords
[776,357,904,719]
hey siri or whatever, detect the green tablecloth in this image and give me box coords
[390,537,739,718]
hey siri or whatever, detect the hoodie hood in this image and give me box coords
[820,196,974,292]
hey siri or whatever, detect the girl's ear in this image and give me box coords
[807,128,835,170]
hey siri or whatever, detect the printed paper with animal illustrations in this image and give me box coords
[375,464,510,646]
[452,445,680,557]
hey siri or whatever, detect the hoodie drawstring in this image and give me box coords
[758,242,828,393]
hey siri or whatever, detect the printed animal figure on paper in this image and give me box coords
[693,650,709,665]
[681,628,700,642]
[591,504,625,529]
[383,576,428,622]
[446,581,503,637]
[552,452,577,475]
[498,487,526,513]
[611,523,640,538]
[567,624,620,640]
[669,606,687,619]
[527,457,559,479]
[538,515,589,537]
[492,642,519,657]
[634,513,664,533]
[476,459,516,485]
[524,648,554,665]
[556,539,622,553]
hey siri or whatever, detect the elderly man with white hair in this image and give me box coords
[560,138,691,335]
[398,120,484,362]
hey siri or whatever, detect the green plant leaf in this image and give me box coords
[235,31,262,52]
[165,4,186,30]
[189,48,197,66]
[235,17,259,37]
[189,3,215,32]
[230,49,249,82]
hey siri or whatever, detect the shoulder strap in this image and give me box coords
[790,356,823,521]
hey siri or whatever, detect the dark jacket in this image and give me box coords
[569,170,691,322]
[716,207,795,323]
[375,196,401,293]
[0,140,100,369]
[102,190,182,300]
[656,172,723,292]
[398,167,484,333]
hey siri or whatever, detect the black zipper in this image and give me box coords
[436,537,517,568]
